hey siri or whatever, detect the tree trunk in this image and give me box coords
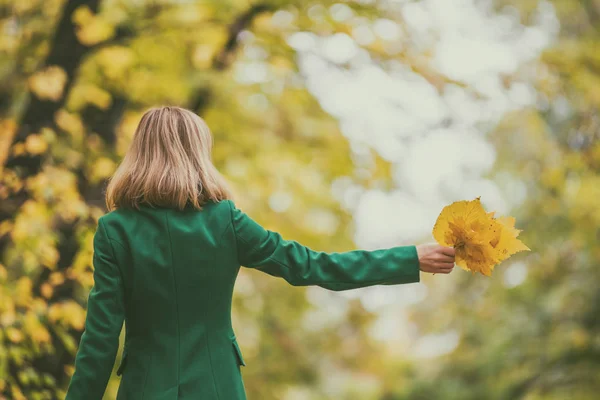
[6,0,101,175]
[191,4,274,115]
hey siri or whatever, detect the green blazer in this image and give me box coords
[65,200,420,400]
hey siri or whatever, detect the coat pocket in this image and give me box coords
[231,338,246,367]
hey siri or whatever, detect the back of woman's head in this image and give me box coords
[106,106,231,211]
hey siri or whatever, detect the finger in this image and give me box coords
[439,246,455,257]
[439,267,454,274]
[436,254,455,263]
[436,261,455,269]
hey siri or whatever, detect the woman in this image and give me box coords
[65,106,455,400]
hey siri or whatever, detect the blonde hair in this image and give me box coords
[106,106,232,211]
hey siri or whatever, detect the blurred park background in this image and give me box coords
[0,0,599,399]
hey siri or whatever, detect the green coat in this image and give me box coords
[65,200,420,400]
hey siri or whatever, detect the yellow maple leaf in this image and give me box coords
[490,216,530,262]
[433,198,530,276]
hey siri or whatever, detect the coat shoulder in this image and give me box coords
[99,200,233,224]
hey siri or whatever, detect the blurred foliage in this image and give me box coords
[0,0,598,399]
[0,0,408,398]
[403,1,600,399]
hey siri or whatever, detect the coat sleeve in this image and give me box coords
[65,217,125,400]
[227,200,420,291]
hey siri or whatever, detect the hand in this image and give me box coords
[416,243,456,274]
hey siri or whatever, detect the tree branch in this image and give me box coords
[213,4,275,70]
[190,3,275,113]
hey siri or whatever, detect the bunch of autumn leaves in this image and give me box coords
[433,198,530,276]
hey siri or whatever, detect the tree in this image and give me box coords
[3,0,588,399]
[0,0,413,398]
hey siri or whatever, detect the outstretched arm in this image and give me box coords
[66,218,125,400]
[227,200,422,291]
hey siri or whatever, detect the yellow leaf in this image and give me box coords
[24,312,51,344]
[253,13,274,31]
[433,197,489,247]
[40,242,60,269]
[72,5,94,25]
[64,365,75,377]
[0,119,17,171]
[24,134,48,155]
[14,276,33,307]
[50,301,86,330]
[11,385,27,400]
[55,110,85,139]
[28,66,68,101]
[73,6,115,46]
[96,46,136,80]
[540,167,564,191]
[48,303,61,323]
[11,142,25,156]
[117,111,144,155]
[49,272,65,286]
[0,307,15,326]
[433,198,529,276]
[6,327,23,343]
[41,283,54,299]
[0,263,6,281]
[271,56,294,74]
[64,301,86,330]
[192,44,216,69]
[90,157,116,182]
[70,83,113,110]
